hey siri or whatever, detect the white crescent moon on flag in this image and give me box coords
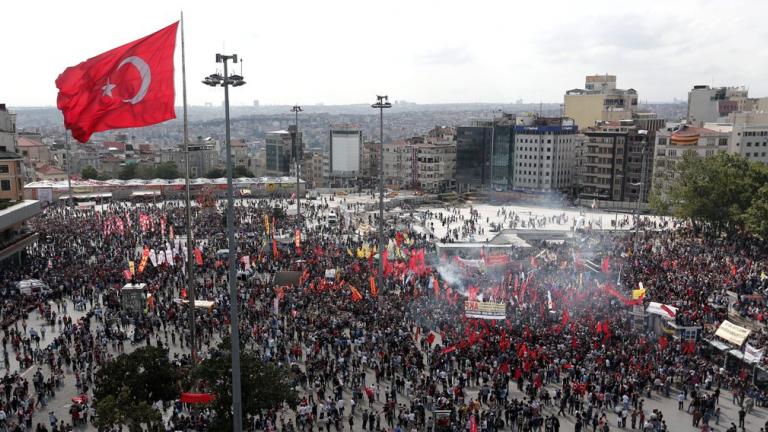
[117,56,152,104]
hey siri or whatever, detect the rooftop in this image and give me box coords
[17,136,44,148]
[0,151,21,160]
[35,164,65,175]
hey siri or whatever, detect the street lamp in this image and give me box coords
[202,53,245,432]
[371,95,391,295]
[290,105,303,219]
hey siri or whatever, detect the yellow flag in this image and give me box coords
[129,260,135,275]
[264,214,270,235]
[632,288,646,300]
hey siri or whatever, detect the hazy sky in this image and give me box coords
[5,0,768,107]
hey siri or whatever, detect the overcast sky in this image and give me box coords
[5,0,767,107]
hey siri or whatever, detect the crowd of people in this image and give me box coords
[0,195,766,432]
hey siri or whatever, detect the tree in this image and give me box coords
[118,162,138,180]
[189,347,298,431]
[81,165,99,180]
[93,347,179,431]
[745,183,768,238]
[137,164,156,180]
[233,165,255,177]
[155,161,180,179]
[204,167,226,178]
[662,152,762,233]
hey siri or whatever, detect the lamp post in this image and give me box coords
[371,95,391,295]
[291,105,303,219]
[203,54,246,432]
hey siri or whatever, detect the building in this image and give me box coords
[230,139,251,169]
[382,127,457,193]
[0,199,41,264]
[329,127,363,182]
[159,139,219,178]
[576,113,665,204]
[34,164,67,181]
[456,114,518,191]
[17,134,51,168]
[301,151,326,189]
[687,85,750,126]
[0,152,24,202]
[265,131,293,176]
[652,125,731,195]
[564,74,638,128]
[512,116,580,192]
[717,112,768,164]
[0,104,17,154]
[360,140,380,180]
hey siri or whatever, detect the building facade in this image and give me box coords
[0,152,23,201]
[652,125,731,195]
[687,85,750,127]
[382,136,456,193]
[512,116,580,192]
[265,131,293,176]
[159,141,219,178]
[329,128,363,177]
[564,74,638,129]
[0,104,17,154]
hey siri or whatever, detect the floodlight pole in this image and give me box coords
[372,96,391,295]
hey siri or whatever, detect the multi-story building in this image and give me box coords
[301,151,326,189]
[17,134,51,168]
[327,127,362,187]
[564,74,638,128]
[230,139,251,169]
[159,139,219,178]
[0,152,24,202]
[652,125,731,195]
[382,127,457,193]
[687,85,750,127]
[0,104,17,154]
[456,114,518,191]
[724,112,768,164]
[265,131,293,176]
[512,116,580,193]
[576,113,665,203]
[360,140,380,180]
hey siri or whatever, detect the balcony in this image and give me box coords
[0,200,41,232]
[0,229,38,261]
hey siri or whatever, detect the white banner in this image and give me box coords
[715,320,751,346]
[464,301,506,320]
[745,344,764,363]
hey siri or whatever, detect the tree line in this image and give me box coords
[81,163,255,181]
[650,151,768,237]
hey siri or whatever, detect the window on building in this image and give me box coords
[746,153,751,157]
[719,138,728,146]
[0,180,10,191]
[747,142,752,147]
[0,165,8,174]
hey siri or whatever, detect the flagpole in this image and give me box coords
[65,129,73,208]
[181,11,198,365]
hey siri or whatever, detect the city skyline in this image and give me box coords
[5,0,768,107]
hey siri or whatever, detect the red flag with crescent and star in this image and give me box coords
[56,22,178,143]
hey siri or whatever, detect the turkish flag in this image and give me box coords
[56,22,178,143]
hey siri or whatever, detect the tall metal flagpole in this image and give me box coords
[181,11,197,364]
[64,130,73,208]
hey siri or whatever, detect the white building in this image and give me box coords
[512,116,580,192]
[652,125,731,193]
[687,85,750,127]
[329,128,362,177]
